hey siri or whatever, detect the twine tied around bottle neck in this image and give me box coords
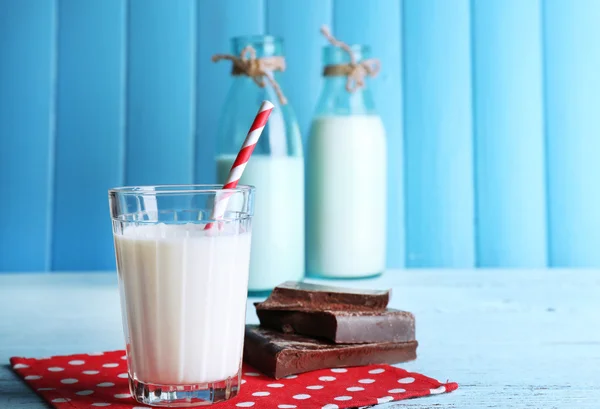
[320,26,380,93]
[212,46,288,105]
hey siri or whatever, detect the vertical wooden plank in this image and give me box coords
[266,0,332,141]
[52,0,126,270]
[126,0,196,185]
[195,0,264,183]
[0,0,56,272]
[333,0,404,268]
[403,0,475,267]
[544,0,600,266]
[471,0,547,267]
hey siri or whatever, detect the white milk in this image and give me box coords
[114,223,251,385]
[306,115,386,277]
[216,155,304,292]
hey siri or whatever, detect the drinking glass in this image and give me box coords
[109,184,254,407]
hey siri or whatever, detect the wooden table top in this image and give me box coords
[1,270,598,408]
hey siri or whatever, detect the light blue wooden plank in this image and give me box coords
[51,0,126,271]
[543,0,600,267]
[333,0,404,268]
[266,0,332,141]
[126,0,196,185]
[0,0,57,272]
[471,0,547,267]
[403,0,475,267]
[195,0,264,183]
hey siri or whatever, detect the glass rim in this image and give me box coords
[108,184,255,196]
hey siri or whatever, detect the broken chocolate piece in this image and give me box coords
[256,308,415,344]
[257,281,390,311]
[243,325,417,379]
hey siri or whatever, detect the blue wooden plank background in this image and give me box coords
[125,0,196,186]
[471,0,547,267]
[52,0,126,270]
[403,0,475,267]
[1,0,599,271]
[0,0,57,271]
[543,0,600,267]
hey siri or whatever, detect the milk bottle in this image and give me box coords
[213,35,304,292]
[306,28,387,278]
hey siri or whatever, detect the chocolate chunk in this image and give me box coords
[257,281,390,311]
[243,325,417,379]
[256,309,415,344]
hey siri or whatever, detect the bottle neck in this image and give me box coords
[315,76,376,116]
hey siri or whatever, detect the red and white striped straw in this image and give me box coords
[206,100,275,229]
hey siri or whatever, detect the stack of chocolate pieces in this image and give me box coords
[244,281,417,379]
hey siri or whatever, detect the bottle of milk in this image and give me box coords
[306,28,386,278]
[214,35,304,293]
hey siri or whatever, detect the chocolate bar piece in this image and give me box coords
[243,325,417,379]
[256,308,415,344]
[257,281,390,311]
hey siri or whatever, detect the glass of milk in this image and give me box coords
[215,35,304,294]
[109,185,254,407]
[306,44,387,278]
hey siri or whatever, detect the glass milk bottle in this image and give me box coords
[306,40,387,278]
[214,35,304,293]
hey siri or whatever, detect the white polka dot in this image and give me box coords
[97,382,115,387]
[377,396,394,404]
[133,407,150,409]
[322,405,339,409]
[235,403,255,407]
[252,391,270,397]
[48,367,64,372]
[13,363,29,369]
[24,375,41,380]
[83,370,100,375]
[330,368,347,373]
[69,360,85,365]
[88,352,104,356]
[284,375,298,379]
[318,376,336,382]
[115,393,132,399]
[103,363,119,368]
[117,372,129,379]
[244,372,260,376]
[358,378,375,384]
[267,383,284,388]
[307,385,324,390]
[430,386,446,395]
[293,394,311,400]
[60,378,78,384]
[51,398,71,403]
[241,379,246,384]
[346,386,364,392]
[369,368,385,374]
[334,396,352,401]
[76,390,94,396]
[121,355,127,360]
[388,388,406,393]
[278,405,297,409]
[91,404,111,407]
[398,377,415,384]
[37,388,55,391]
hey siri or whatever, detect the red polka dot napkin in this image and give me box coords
[11,350,457,408]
